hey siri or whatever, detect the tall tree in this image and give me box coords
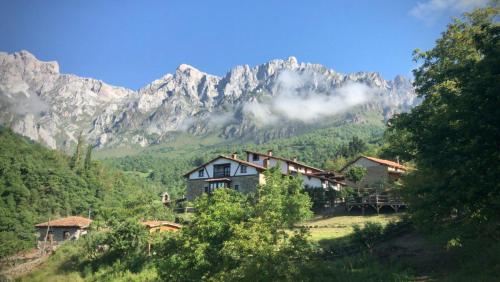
[84,144,93,171]
[70,132,84,171]
[384,7,500,238]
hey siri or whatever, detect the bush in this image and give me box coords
[352,222,384,253]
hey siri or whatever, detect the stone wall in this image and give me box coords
[186,174,263,201]
[36,227,85,245]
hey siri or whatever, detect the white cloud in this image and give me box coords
[410,0,489,24]
[243,70,376,126]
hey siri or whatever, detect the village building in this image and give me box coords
[184,150,345,201]
[340,156,407,188]
[140,221,182,233]
[35,216,92,249]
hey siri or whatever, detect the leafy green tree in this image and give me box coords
[384,8,500,238]
[345,166,367,188]
[84,144,93,172]
[155,168,313,281]
[70,132,84,171]
[106,218,149,257]
[324,156,347,171]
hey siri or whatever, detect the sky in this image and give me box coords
[0,0,490,90]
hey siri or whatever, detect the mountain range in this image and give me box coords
[0,51,419,150]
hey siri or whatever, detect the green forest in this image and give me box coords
[0,127,172,258]
[1,7,499,282]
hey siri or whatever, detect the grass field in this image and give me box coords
[301,213,403,242]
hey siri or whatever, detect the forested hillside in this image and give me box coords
[0,127,169,258]
[101,120,385,198]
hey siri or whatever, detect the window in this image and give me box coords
[252,154,259,161]
[198,169,204,177]
[234,184,239,191]
[240,165,247,173]
[205,182,229,194]
[213,164,231,177]
[63,231,71,240]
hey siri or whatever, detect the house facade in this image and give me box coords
[184,150,344,201]
[340,156,407,188]
[35,216,92,250]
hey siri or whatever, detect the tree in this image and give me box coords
[345,165,367,189]
[106,218,148,257]
[70,132,84,171]
[155,168,313,281]
[384,7,500,238]
[84,144,92,172]
[324,156,347,171]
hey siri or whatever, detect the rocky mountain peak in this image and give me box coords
[0,50,419,149]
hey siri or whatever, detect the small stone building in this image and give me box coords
[35,216,92,249]
[141,221,182,233]
[340,156,407,188]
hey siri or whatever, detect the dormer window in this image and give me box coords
[198,169,204,177]
[252,154,259,161]
[240,165,247,173]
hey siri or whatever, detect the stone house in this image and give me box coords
[184,150,344,201]
[340,156,407,188]
[35,216,92,249]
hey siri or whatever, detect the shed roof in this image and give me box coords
[140,220,182,229]
[35,216,92,228]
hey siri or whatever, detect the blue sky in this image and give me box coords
[0,0,489,89]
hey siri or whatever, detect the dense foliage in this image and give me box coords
[0,127,170,258]
[155,168,313,281]
[384,8,500,239]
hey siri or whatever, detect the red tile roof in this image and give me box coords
[363,156,407,170]
[35,216,92,228]
[140,220,182,229]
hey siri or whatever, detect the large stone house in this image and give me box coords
[184,150,344,201]
[35,216,92,250]
[340,156,407,188]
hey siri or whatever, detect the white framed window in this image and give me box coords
[198,169,204,177]
[240,165,247,173]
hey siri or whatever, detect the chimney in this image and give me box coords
[292,156,297,162]
[231,153,238,159]
[267,150,273,156]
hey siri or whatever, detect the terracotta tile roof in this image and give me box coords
[363,156,407,170]
[244,150,324,172]
[140,220,182,229]
[35,216,92,228]
[183,155,266,177]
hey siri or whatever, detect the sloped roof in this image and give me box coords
[140,220,182,229]
[35,216,92,228]
[341,156,407,171]
[244,150,324,172]
[183,155,266,177]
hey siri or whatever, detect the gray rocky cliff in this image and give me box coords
[0,51,419,149]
